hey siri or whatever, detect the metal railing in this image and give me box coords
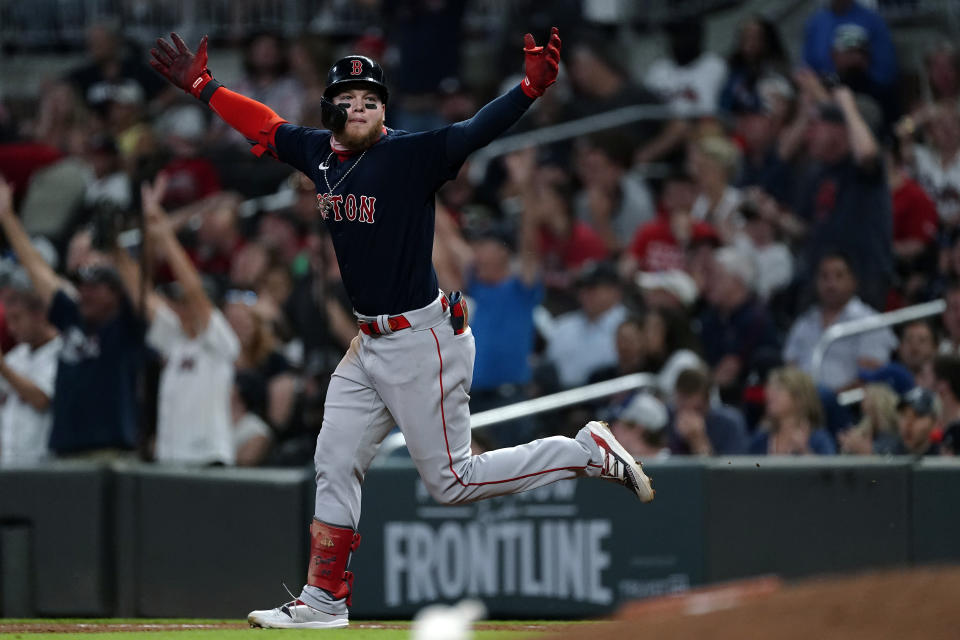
[811,298,945,384]
[376,372,659,458]
[466,103,678,184]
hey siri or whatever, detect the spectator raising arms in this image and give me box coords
[794,80,893,310]
[114,176,240,465]
[0,176,146,458]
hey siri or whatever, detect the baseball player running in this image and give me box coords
[150,28,653,629]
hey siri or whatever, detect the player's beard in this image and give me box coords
[338,112,385,150]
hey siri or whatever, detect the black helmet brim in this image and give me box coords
[323,80,389,105]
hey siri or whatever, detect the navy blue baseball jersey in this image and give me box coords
[274,85,533,316]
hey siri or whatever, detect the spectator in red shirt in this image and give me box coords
[534,178,608,290]
[620,171,715,277]
[886,143,939,302]
[888,148,939,261]
[191,193,245,281]
[622,204,720,275]
[156,105,222,209]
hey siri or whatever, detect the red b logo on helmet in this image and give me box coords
[350,60,364,75]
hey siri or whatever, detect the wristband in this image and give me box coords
[198,78,222,104]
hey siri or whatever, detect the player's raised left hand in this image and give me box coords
[150,33,214,98]
[141,174,173,242]
[521,27,561,99]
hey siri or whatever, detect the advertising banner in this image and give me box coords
[349,463,705,618]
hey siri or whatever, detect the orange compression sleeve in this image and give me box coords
[206,85,287,158]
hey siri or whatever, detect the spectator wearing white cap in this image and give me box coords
[636,269,699,312]
[611,393,671,461]
[699,247,779,402]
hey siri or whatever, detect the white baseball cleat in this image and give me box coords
[247,599,348,629]
[587,420,655,503]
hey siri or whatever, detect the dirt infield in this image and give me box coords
[4,567,958,637]
[549,565,960,640]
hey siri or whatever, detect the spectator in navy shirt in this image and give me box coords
[0,176,144,457]
[668,367,748,456]
[720,15,790,114]
[65,23,168,116]
[794,82,892,309]
[700,246,779,405]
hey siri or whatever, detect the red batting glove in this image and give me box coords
[150,33,214,99]
[521,27,561,99]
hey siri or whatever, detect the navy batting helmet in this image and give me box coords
[324,55,389,104]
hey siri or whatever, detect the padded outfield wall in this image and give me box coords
[0,458,955,618]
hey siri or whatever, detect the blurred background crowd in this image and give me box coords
[1,0,960,467]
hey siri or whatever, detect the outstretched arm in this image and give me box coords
[0,176,64,308]
[833,86,879,168]
[151,33,287,158]
[142,176,213,332]
[445,28,561,163]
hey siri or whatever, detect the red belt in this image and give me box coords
[358,297,449,337]
[358,315,411,336]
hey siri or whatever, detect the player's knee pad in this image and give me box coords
[307,519,361,606]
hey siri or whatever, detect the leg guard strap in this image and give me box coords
[307,519,361,606]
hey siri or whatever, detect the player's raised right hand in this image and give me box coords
[150,33,214,98]
[521,27,561,98]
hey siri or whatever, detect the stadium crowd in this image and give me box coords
[1,0,960,466]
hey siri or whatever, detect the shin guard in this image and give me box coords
[307,520,361,606]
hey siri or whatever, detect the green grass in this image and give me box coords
[0,619,590,639]
[0,632,532,639]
